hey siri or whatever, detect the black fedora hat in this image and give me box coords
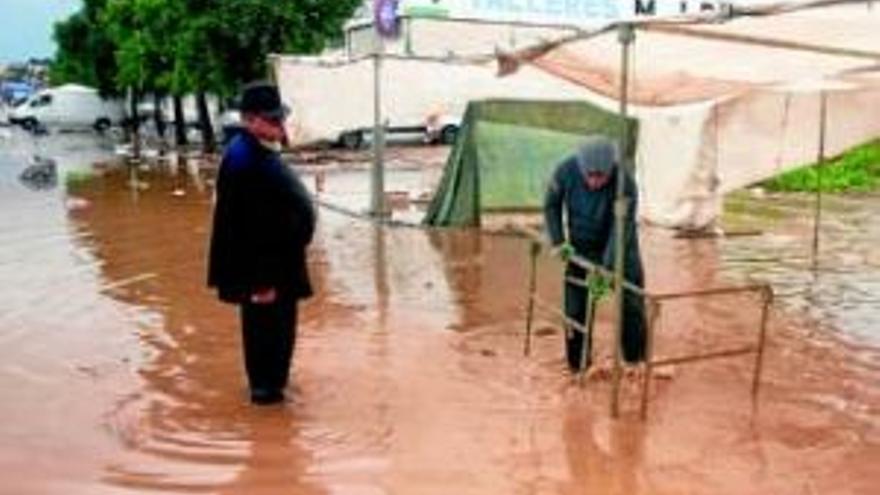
[239,81,290,121]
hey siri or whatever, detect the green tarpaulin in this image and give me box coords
[424,99,637,227]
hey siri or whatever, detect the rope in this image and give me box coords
[313,197,536,239]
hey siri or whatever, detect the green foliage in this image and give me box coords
[64,169,97,188]
[201,0,362,95]
[171,8,227,95]
[51,0,119,97]
[763,140,880,193]
[102,0,185,93]
[53,0,361,98]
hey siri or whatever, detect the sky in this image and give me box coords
[0,0,81,63]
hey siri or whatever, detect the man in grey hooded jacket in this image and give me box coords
[544,136,646,372]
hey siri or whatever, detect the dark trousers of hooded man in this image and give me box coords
[208,83,315,405]
[544,137,646,372]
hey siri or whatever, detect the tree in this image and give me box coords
[53,0,362,153]
[173,0,361,152]
[51,0,119,97]
[171,11,225,152]
[103,0,187,149]
[210,0,363,87]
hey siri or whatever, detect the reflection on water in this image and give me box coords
[0,132,877,494]
[724,192,880,343]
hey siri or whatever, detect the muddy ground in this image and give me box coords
[0,131,877,494]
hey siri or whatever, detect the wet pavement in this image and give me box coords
[0,131,877,494]
[723,191,880,344]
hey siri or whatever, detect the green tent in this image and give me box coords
[423,99,638,227]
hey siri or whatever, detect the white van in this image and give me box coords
[8,84,124,132]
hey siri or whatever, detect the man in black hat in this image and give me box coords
[208,81,316,405]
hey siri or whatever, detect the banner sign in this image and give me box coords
[400,0,727,26]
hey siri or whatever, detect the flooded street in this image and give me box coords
[724,191,880,344]
[0,131,877,494]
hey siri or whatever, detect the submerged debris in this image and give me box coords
[18,155,57,191]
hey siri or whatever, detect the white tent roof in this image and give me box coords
[526,3,880,105]
[276,1,880,228]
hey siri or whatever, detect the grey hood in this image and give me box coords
[575,136,619,176]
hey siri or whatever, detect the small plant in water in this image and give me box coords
[64,169,96,188]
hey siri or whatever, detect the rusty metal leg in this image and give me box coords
[640,300,660,420]
[752,288,772,399]
[610,284,623,418]
[578,273,595,384]
[524,241,540,357]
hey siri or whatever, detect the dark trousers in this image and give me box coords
[564,262,646,371]
[239,295,298,393]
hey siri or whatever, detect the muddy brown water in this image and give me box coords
[0,133,877,494]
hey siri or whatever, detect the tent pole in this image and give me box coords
[371,35,387,217]
[524,241,540,357]
[611,22,635,419]
[812,91,827,268]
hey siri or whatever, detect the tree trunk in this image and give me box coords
[153,93,166,140]
[196,92,216,154]
[152,93,167,157]
[173,94,187,147]
[129,88,141,162]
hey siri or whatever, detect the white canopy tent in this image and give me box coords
[274,0,880,418]
[275,1,880,228]
[518,1,880,228]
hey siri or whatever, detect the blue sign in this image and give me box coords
[375,0,401,38]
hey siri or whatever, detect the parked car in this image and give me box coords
[8,84,124,132]
[0,81,36,105]
[337,114,460,150]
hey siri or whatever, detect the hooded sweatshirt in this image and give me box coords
[543,136,644,284]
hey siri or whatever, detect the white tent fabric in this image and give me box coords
[634,86,880,228]
[274,2,880,229]
[532,3,880,228]
[272,54,592,145]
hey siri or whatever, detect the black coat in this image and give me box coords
[208,131,316,303]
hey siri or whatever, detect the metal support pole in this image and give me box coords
[371,36,387,217]
[524,241,540,357]
[752,288,773,399]
[812,91,827,268]
[640,300,661,419]
[578,273,596,382]
[611,22,635,419]
[404,17,414,56]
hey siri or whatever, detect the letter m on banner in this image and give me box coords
[636,0,657,15]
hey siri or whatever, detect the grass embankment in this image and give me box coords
[763,140,880,193]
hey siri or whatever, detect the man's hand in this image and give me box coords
[588,274,611,301]
[552,242,575,262]
[250,287,277,304]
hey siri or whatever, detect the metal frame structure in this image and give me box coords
[347,0,875,223]
[520,228,774,419]
[512,5,870,419]
[347,1,869,418]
